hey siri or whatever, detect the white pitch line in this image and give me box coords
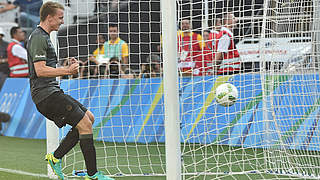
[0,167,48,178]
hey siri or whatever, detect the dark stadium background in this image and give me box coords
[58,0,264,71]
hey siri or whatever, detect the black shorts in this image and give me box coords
[36,90,88,128]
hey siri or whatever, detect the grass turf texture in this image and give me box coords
[0,136,310,180]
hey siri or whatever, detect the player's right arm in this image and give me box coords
[29,34,79,78]
[34,60,79,78]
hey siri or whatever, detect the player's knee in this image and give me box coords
[86,110,95,124]
[76,115,92,134]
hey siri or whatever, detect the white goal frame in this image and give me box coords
[161,0,181,179]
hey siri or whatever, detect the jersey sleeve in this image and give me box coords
[121,43,129,57]
[29,35,48,62]
[93,46,105,58]
[92,48,99,58]
[12,44,28,60]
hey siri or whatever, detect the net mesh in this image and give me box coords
[52,0,320,179]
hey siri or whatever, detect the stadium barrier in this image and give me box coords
[0,74,319,151]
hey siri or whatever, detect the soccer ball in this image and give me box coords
[215,83,238,107]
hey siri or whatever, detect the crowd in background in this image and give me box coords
[72,23,163,79]
[0,0,41,29]
[0,0,241,87]
[69,12,239,80]
[0,0,42,89]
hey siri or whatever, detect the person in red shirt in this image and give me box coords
[215,13,240,75]
[177,18,203,76]
[7,26,28,77]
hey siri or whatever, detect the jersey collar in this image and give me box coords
[38,26,50,36]
[108,37,121,44]
[11,39,20,44]
[178,30,194,38]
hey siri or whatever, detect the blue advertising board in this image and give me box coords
[1,74,320,151]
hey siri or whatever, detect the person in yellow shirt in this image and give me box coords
[104,24,129,70]
[89,34,106,65]
[81,34,106,78]
[85,24,129,78]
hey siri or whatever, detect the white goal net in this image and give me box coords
[47,0,320,179]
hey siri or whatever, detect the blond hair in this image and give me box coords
[40,1,64,22]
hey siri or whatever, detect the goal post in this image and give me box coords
[312,0,320,69]
[161,0,181,180]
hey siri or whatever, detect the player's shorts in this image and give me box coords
[36,90,88,128]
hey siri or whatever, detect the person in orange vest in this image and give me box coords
[177,18,203,76]
[7,26,28,77]
[215,13,240,75]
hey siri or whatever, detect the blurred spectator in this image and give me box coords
[104,24,129,70]
[215,12,240,75]
[20,30,27,48]
[194,30,215,76]
[209,18,222,47]
[104,57,135,79]
[79,59,98,79]
[0,27,9,89]
[0,112,10,131]
[81,34,107,78]
[177,18,203,76]
[90,34,106,64]
[7,26,28,77]
[140,54,162,78]
[121,67,136,79]
[0,0,42,29]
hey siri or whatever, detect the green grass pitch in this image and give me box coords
[0,136,308,180]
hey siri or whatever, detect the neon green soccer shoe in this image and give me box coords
[84,171,114,180]
[45,153,64,180]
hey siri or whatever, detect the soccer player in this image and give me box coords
[26,1,113,180]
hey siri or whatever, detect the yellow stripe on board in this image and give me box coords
[186,76,232,140]
[136,81,164,141]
